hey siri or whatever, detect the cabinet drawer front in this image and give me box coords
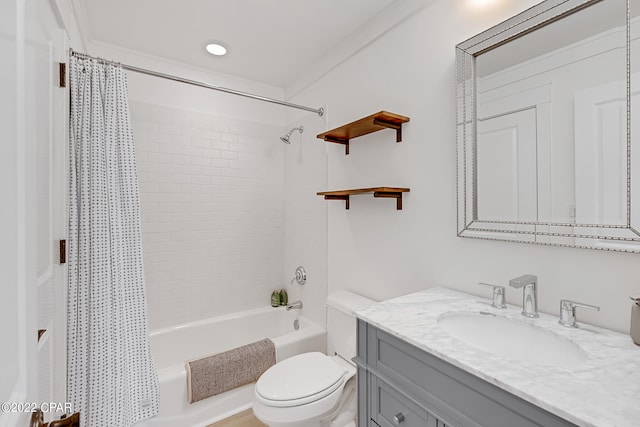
[370,326,577,427]
[373,378,435,427]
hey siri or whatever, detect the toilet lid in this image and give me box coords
[256,352,346,405]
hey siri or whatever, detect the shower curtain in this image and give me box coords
[67,56,159,427]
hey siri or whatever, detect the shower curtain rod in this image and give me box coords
[69,50,324,117]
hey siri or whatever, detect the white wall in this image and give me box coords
[129,96,328,331]
[282,112,328,328]
[131,101,286,330]
[90,44,313,330]
[288,0,640,333]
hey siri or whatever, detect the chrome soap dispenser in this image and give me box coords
[631,297,640,346]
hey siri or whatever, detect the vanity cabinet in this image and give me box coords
[355,321,578,427]
[370,375,445,427]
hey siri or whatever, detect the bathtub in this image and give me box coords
[134,306,326,427]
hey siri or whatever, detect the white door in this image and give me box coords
[0,0,27,422]
[0,0,67,425]
[575,79,628,226]
[476,83,552,226]
[476,108,538,222]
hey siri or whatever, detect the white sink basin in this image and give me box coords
[437,312,588,367]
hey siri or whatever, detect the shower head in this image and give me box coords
[280,125,304,144]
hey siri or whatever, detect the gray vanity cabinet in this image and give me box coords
[355,320,578,427]
[369,374,445,427]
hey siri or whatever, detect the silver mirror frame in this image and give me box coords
[456,0,639,253]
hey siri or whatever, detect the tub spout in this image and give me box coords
[286,300,303,311]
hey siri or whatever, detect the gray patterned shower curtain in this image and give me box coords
[67,55,159,427]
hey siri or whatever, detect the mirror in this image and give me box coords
[456,0,640,252]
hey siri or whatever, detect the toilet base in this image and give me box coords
[253,376,357,427]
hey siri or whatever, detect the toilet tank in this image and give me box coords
[326,290,376,361]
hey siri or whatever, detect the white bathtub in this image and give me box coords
[135,306,326,427]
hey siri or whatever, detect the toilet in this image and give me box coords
[253,290,375,427]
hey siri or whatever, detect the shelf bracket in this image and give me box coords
[323,194,350,210]
[323,136,350,155]
[373,191,404,210]
[373,118,402,143]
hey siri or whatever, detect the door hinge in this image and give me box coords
[59,240,66,264]
[59,62,66,88]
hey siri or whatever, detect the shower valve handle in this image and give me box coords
[291,266,306,285]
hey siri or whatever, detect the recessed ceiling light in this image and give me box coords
[467,0,501,9]
[206,43,227,56]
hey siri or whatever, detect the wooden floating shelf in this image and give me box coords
[317,111,410,155]
[317,187,410,210]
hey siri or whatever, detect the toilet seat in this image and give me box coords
[255,352,346,408]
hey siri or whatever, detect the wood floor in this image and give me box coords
[207,409,267,427]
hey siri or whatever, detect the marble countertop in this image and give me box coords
[355,287,640,427]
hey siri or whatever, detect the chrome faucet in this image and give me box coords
[286,300,303,311]
[477,282,507,309]
[559,299,600,328]
[509,274,538,318]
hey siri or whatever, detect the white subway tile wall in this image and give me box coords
[130,101,285,330]
[282,118,328,329]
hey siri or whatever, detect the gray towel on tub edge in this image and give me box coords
[185,338,276,404]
